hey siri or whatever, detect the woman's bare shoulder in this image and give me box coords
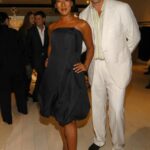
[79,18,90,28]
[75,18,91,32]
[48,21,60,32]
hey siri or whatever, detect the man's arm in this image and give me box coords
[121,3,141,53]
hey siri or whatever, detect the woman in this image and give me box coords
[39,0,94,150]
[18,12,34,50]
[19,11,34,31]
[18,12,35,97]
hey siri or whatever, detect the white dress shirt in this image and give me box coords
[37,25,45,46]
[90,2,105,60]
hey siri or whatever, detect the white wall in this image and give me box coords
[121,0,150,22]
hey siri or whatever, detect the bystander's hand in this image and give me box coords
[45,58,48,68]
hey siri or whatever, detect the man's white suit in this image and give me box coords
[80,0,140,88]
[80,0,140,149]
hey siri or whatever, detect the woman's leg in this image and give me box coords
[60,121,77,150]
[59,126,68,150]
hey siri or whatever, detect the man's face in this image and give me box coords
[5,18,10,26]
[35,15,45,27]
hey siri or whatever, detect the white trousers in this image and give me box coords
[91,60,126,150]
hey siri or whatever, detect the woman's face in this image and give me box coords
[29,14,35,25]
[55,0,73,16]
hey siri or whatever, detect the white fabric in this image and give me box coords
[91,60,125,150]
[79,0,140,88]
[79,0,140,149]
[37,25,45,46]
[90,3,105,60]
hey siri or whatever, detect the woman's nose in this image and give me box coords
[61,2,65,7]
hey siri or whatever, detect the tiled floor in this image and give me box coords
[0,62,150,150]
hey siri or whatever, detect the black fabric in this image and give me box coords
[18,27,32,96]
[0,25,27,123]
[26,25,49,71]
[0,12,9,24]
[39,28,90,125]
[0,25,24,72]
[138,27,150,61]
[18,26,29,65]
[26,25,49,100]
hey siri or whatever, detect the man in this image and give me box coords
[79,0,140,150]
[144,65,150,89]
[0,12,27,124]
[144,66,150,75]
[26,11,49,102]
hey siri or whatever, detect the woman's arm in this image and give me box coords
[45,24,52,67]
[74,20,94,73]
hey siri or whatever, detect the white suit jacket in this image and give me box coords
[79,0,140,88]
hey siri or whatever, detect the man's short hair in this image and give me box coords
[34,11,46,18]
[0,12,9,24]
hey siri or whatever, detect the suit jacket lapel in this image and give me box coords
[35,27,43,47]
[102,0,115,50]
[87,4,95,33]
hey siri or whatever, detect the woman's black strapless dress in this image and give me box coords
[39,28,90,125]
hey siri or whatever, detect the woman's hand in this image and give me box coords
[73,63,87,73]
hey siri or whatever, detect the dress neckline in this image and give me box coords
[52,27,82,35]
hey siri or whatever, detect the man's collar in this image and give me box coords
[89,0,106,11]
[36,25,45,32]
